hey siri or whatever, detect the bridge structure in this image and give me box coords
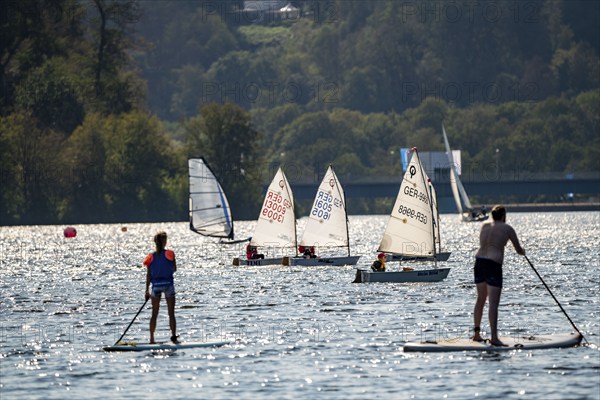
[285,176,599,213]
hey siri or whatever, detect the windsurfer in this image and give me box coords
[472,205,525,346]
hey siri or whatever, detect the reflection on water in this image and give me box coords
[0,212,599,399]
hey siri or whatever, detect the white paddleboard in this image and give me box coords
[103,339,231,352]
[403,333,582,352]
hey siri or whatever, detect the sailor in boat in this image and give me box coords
[143,231,179,344]
[472,205,525,346]
[299,245,317,258]
[470,206,488,220]
[246,244,264,260]
[371,253,387,272]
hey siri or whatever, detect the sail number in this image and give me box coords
[311,190,342,220]
[262,191,292,223]
[403,185,429,205]
[397,205,428,224]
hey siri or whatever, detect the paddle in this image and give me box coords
[524,255,588,345]
[114,298,148,345]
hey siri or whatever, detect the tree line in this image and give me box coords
[1,0,598,225]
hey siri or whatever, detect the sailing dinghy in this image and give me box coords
[188,158,249,243]
[233,167,296,266]
[442,124,488,222]
[283,165,360,266]
[354,148,450,283]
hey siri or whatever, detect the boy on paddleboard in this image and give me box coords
[472,205,525,346]
[144,231,178,344]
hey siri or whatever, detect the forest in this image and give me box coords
[1,0,598,225]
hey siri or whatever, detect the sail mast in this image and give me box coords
[343,185,351,257]
[283,169,298,255]
[433,183,442,255]
[427,178,438,267]
[331,165,351,257]
[414,148,437,262]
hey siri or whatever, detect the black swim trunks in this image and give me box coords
[474,257,503,288]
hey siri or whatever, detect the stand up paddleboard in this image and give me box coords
[103,339,231,352]
[403,333,582,352]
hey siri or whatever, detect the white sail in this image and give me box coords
[251,168,296,249]
[299,165,349,250]
[188,158,233,239]
[442,124,473,211]
[378,149,435,257]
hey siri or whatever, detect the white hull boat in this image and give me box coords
[283,255,360,266]
[354,267,451,283]
[388,251,451,262]
[233,257,284,266]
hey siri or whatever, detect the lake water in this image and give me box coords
[1,212,599,399]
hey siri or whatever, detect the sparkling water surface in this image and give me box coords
[1,212,599,399]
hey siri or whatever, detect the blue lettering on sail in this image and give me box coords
[312,190,336,220]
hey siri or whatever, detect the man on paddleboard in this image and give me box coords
[472,205,525,346]
[144,231,179,344]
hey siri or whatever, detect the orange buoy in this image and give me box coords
[64,227,77,238]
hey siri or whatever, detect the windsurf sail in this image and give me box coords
[188,158,234,239]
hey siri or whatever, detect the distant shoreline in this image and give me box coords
[1,203,598,227]
[488,203,600,213]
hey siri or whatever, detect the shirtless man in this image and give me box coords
[472,205,525,346]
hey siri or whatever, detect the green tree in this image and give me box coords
[63,111,180,222]
[0,0,86,116]
[169,64,207,117]
[60,113,107,221]
[136,3,239,119]
[88,0,143,114]
[14,59,85,134]
[252,103,303,153]
[0,112,64,224]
